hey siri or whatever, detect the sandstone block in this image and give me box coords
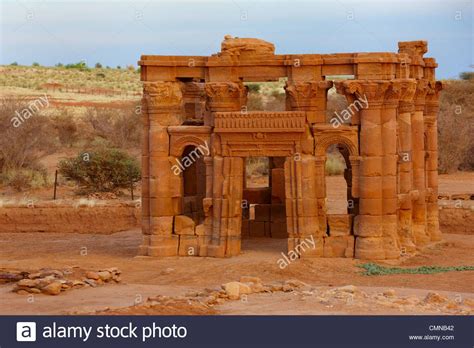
[174,215,195,235]
[327,214,353,236]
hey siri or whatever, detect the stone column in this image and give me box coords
[382,81,403,259]
[285,81,333,124]
[314,155,327,234]
[412,80,430,246]
[397,79,417,252]
[139,81,184,257]
[285,155,322,257]
[348,156,361,215]
[424,80,442,241]
[337,80,389,260]
[205,82,247,257]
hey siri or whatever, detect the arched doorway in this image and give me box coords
[180,145,206,224]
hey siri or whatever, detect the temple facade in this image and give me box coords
[137,36,442,260]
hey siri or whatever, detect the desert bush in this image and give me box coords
[325,151,346,175]
[247,83,261,93]
[50,110,79,147]
[0,97,57,172]
[10,62,18,66]
[438,79,474,173]
[95,62,103,69]
[247,92,265,111]
[459,71,474,81]
[32,62,40,67]
[246,157,269,177]
[84,105,142,149]
[58,148,140,193]
[0,168,49,192]
[65,61,89,71]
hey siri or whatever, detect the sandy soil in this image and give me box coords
[0,229,472,315]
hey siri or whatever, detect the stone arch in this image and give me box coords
[170,134,210,157]
[315,134,358,157]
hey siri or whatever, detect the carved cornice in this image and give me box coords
[214,111,306,132]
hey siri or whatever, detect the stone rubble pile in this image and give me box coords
[0,267,121,296]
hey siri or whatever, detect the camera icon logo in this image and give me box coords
[16,322,37,342]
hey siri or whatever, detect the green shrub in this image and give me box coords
[459,71,474,80]
[32,62,40,67]
[359,263,474,276]
[246,83,261,93]
[58,148,140,193]
[95,62,103,69]
[65,61,89,71]
[325,152,346,175]
[10,62,18,66]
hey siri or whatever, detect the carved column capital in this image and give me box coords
[285,80,332,104]
[143,81,183,112]
[335,80,390,108]
[398,79,417,113]
[414,80,429,111]
[424,81,443,116]
[285,80,333,123]
[204,82,247,111]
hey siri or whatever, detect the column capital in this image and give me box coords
[414,80,429,111]
[398,79,417,113]
[285,80,333,101]
[335,80,390,107]
[143,81,183,112]
[285,80,333,123]
[424,81,442,116]
[204,81,247,112]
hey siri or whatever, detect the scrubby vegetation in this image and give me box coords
[0,65,472,196]
[58,148,140,193]
[438,78,474,173]
[360,263,474,276]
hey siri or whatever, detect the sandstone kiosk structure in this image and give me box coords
[138,36,442,260]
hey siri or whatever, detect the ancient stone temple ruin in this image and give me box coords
[137,36,442,260]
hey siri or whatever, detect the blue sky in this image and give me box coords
[1,0,472,78]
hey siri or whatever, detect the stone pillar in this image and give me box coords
[397,79,417,252]
[139,81,184,257]
[314,155,327,234]
[412,80,430,246]
[348,156,361,215]
[337,80,389,260]
[285,155,322,257]
[382,81,403,258]
[285,81,333,124]
[205,82,247,257]
[424,80,442,241]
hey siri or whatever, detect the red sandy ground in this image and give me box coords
[0,174,473,315]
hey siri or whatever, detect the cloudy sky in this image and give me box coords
[1,0,472,78]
